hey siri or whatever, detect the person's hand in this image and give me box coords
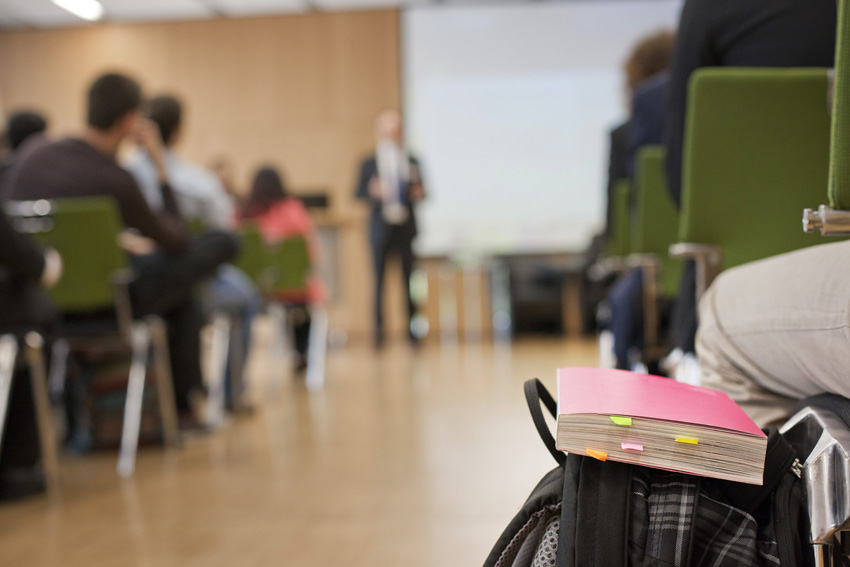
[133,118,169,183]
[118,230,156,255]
[40,248,63,289]
[369,176,384,200]
[409,183,425,203]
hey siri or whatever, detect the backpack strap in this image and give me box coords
[524,379,567,467]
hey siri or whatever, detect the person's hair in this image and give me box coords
[6,111,47,150]
[148,95,182,146]
[87,72,142,130]
[243,166,289,218]
[624,29,676,91]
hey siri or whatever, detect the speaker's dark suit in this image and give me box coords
[355,154,423,342]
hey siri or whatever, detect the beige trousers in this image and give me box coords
[697,240,850,427]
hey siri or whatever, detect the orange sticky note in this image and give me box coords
[586,448,608,461]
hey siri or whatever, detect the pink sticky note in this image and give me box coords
[621,442,643,452]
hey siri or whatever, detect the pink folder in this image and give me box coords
[557,367,765,437]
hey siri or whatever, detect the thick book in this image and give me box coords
[555,367,768,485]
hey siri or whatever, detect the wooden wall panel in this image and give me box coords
[0,11,403,340]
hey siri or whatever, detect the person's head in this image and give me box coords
[375,109,402,144]
[147,95,183,147]
[6,111,48,151]
[624,29,676,92]
[86,72,143,135]
[244,166,289,217]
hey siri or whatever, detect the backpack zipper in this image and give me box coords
[791,458,802,479]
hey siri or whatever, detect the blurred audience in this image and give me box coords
[598,29,676,369]
[0,209,61,499]
[355,109,426,348]
[241,166,326,371]
[0,111,48,187]
[3,72,239,425]
[126,95,260,406]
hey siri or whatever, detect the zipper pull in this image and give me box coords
[791,458,803,479]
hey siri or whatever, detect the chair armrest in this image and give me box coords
[669,243,722,302]
[587,257,628,282]
[803,205,850,235]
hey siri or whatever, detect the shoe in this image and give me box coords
[0,467,46,501]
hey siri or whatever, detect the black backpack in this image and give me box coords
[484,379,809,567]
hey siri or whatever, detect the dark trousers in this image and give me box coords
[668,260,698,354]
[606,269,644,370]
[129,231,239,410]
[0,283,57,495]
[371,224,415,341]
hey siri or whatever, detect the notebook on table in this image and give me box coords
[555,367,768,485]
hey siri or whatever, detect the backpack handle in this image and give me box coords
[524,378,567,466]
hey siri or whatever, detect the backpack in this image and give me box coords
[484,378,810,567]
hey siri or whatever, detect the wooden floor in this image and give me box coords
[0,326,598,567]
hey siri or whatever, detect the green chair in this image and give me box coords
[671,67,836,299]
[605,179,632,259]
[628,146,682,360]
[7,197,180,477]
[266,236,327,392]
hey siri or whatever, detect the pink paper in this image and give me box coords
[557,367,765,438]
[621,442,643,451]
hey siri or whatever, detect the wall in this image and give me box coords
[0,10,405,341]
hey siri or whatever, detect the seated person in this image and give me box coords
[662,0,837,359]
[0,110,48,188]
[3,72,239,425]
[697,240,850,428]
[0,209,61,499]
[240,166,326,371]
[126,94,260,407]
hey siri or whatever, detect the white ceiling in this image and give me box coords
[0,0,412,28]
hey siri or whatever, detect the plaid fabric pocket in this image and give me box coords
[630,471,782,567]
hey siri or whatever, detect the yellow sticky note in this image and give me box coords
[675,437,699,445]
[586,449,608,461]
[610,416,632,426]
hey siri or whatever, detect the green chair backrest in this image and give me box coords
[269,236,311,293]
[233,227,271,287]
[680,68,837,270]
[9,197,129,312]
[830,0,850,210]
[632,146,682,297]
[605,179,632,258]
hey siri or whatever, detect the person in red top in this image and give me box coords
[241,166,326,370]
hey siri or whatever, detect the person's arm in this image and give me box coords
[355,158,379,202]
[0,209,57,285]
[663,0,719,208]
[409,157,425,203]
[133,119,183,219]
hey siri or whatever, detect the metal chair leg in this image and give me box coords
[147,317,180,450]
[267,303,288,395]
[24,332,60,494]
[228,316,245,407]
[117,322,152,477]
[306,306,328,392]
[206,312,230,427]
[0,335,18,459]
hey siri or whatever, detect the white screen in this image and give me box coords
[403,0,682,256]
